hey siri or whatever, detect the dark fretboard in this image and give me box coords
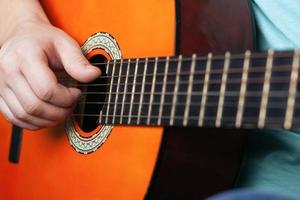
[85,50,300,130]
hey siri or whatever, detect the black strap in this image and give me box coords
[9,125,23,163]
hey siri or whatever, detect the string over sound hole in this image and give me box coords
[75,54,108,132]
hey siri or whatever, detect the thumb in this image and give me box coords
[55,37,101,83]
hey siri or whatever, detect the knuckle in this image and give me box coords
[15,110,28,121]
[15,39,39,53]
[0,60,14,75]
[36,85,54,101]
[24,101,41,115]
[75,57,89,66]
[5,71,17,81]
[56,109,70,121]
[13,47,26,58]
[0,55,21,78]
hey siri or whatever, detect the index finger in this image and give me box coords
[21,57,81,108]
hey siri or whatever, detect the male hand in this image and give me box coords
[0,20,101,130]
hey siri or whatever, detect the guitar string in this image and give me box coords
[70,113,293,124]
[63,74,296,109]
[71,90,295,116]
[58,74,297,113]
[71,102,293,116]
[59,76,293,89]
[71,114,288,122]
[71,95,295,115]
[75,101,294,108]
[77,90,292,96]
[64,74,295,96]
[69,52,295,66]
[56,64,293,82]
[60,53,299,117]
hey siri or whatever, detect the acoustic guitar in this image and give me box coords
[1,0,299,199]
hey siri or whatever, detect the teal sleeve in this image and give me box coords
[236,130,300,199]
[251,0,300,50]
[236,1,300,198]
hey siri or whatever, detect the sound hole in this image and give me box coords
[75,54,108,132]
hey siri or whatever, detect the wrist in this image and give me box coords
[0,0,50,45]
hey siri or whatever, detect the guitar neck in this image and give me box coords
[97,50,300,129]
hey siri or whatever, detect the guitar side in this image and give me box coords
[147,0,254,198]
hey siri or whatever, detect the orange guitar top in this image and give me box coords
[0,0,175,199]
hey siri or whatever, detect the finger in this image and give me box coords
[1,88,59,128]
[54,37,101,83]
[0,96,39,130]
[6,74,73,121]
[20,54,81,108]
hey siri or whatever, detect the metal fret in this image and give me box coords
[105,60,116,124]
[147,57,158,125]
[170,55,182,126]
[99,111,103,124]
[120,59,131,124]
[183,54,196,126]
[128,58,139,124]
[216,52,230,127]
[158,57,170,125]
[198,53,212,126]
[284,50,300,129]
[137,58,148,124]
[99,61,110,124]
[112,60,123,124]
[258,49,274,128]
[235,51,251,128]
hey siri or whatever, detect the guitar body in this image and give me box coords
[0,0,253,199]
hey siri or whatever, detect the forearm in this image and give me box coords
[0,0,49,45]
